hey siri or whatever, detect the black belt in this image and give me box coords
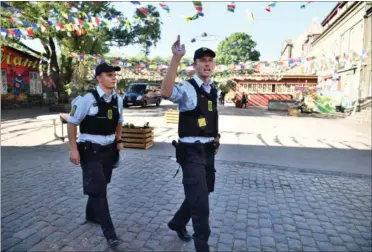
[78,141,116,153]
[178,141,218,152]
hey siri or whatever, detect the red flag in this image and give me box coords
[26,27,34,36]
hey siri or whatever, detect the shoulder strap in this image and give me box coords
[186,78,202,94]
[86,89,100,103]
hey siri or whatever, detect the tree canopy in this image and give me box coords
[1,1,163,93]
[215,32,260,65]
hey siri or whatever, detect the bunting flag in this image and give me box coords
[193,1,204,16]
[0,2,159,39]
[227,2,235,13]
[159,2,170,14]
[265,2,277,12]
[300,1,313,9]
[246,10,254,20]
[268,2,277,7]
[130,1,149,16]
[62,47,371,79]
[185,13,200,22]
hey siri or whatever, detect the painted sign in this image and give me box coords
[1,46,48,102]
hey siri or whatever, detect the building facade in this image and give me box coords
[1,45,55,108]
[310,1,372,106]
[227,74,318,107]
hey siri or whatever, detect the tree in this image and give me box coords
[215,32,260,65]
[1,1,162,95]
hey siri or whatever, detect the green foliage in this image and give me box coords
[1,1,163,95]
[215,32,260,65]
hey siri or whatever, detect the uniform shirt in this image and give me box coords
[168,74,218,143]
[67,85,124,146]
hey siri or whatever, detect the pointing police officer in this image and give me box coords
[161,35,220,252]
[67,63,124,247]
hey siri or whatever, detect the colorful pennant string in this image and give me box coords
[227,2,235,13]
[159,2,170,14]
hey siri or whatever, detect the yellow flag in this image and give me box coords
[61,12,68,19]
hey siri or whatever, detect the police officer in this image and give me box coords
[161,35,220,252]
[67,63,124,247]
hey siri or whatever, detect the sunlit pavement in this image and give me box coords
[1,105,371,251]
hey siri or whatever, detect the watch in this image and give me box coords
[117,139,123,143]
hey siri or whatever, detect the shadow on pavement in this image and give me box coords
[3,140,370,178]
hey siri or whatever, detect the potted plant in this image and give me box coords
[121,122,154,149]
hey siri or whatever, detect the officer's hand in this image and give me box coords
[171,35,185,58]
[117,143,124,151]
[69,149,80,165]
[214,137,220,154]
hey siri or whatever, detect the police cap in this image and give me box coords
[95,63,121,78]
[193,47,216,61]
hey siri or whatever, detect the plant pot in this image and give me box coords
[121,127,154,149]
[288,108,300,117]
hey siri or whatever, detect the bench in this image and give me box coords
[36,113,69,142]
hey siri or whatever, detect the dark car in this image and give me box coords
[123,83,162,108]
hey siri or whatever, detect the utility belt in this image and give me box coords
[77,141,119,167]
[171,140,219,178]
[172,140,219,164]
[78,141,117,153]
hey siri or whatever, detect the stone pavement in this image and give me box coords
[1,105,372,251]
[2,148,372,252]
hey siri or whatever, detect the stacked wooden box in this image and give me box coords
[165,109,179,124]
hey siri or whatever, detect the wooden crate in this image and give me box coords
[165,109,179,124]
[121,127,154,149]
[288,108,300,117]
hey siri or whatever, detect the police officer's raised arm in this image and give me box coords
[67,95,92,164]
[161,35,186,101]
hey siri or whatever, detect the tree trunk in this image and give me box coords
[49,37,61,98]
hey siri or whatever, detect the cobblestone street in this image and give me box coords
[1,106,372,251]
[2,150,372,252]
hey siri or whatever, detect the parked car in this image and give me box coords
[123,83,162,108]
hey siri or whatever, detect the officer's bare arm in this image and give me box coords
[115,123,122,141]
[161,56,181,98]
[67,123,78,150]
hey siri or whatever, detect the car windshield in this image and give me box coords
[128,84,146,94]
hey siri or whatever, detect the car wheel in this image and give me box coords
[123,103,129,108]
[156,100,160,106]
[141,101,147,108]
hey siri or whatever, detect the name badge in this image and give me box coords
[208,100,213,111]
[107,109,113,120]
[198,117,207,127]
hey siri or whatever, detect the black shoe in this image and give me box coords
[107,237,119,247]
[168,221,192,242]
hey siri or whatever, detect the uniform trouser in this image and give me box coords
[78,142,117,240]
[170,142,216,252]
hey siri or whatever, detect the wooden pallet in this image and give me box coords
[165,109,179,124]
[121,127,154,149]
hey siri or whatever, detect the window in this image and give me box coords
[29,72,42,94]
[1,69,7,94]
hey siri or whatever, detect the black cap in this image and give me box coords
[193,47,216,61]
[95,63,121,78]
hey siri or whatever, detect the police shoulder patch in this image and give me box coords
[70,105,77,116]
